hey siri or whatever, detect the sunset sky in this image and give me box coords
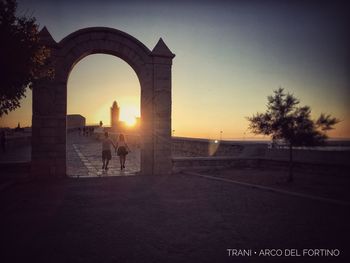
[1,0,349,139]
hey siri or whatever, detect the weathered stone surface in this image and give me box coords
[32,26,174,178]
[151,59,173,175]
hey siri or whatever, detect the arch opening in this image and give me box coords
[66,54,141,177]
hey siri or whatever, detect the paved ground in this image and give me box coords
[204,167,350,203]
[0,144,31,163]
[0,174,349,263]
[0,133,140,177]
[1,134,349,262]
[67,132,140,177]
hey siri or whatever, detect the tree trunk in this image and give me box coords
[287,143,293,182]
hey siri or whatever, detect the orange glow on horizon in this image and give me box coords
[124,117,137,126]
[119,105,139,126]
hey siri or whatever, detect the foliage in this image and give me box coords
[247,88,339,147]
[0,0,50,116]
[247,88,339,182]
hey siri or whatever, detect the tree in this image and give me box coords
[247,88,339,182]
[0,0,50,116]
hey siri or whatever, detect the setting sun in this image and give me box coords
[120,105,139,126]
[124,116,136,126]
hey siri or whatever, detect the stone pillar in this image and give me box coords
[151,38,175,175]
[140,65,155,175]
[31,80,67,178]
[31,27,66,178]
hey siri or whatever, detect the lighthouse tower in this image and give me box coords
[110,101,120,131]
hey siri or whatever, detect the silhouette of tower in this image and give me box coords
[110,101,120,131]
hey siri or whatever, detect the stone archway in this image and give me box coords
[31,27,175,177]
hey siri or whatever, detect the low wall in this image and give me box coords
[172,137,350,172]
[172,137,267,157]
[172,157,349,174]
[3,134,31,150]
[172,157,259,172]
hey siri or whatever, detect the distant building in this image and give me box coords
[14,122,24,132]
[110,101,120,131]
[67,114,86,129]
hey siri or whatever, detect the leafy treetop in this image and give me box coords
[247,88,339,147]
[0,0,51,116]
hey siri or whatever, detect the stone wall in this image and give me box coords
[3,134,31,150]
[171,137,350,173]
[172,157,259,173]
[172,156,349,174]
[171,137,267,157]
[67,114,86,129]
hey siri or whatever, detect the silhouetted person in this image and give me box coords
[116,134,131,170]
[102,132,115,170]
[0,130,6,153]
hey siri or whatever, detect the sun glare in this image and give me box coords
[124,117,137,126]
[120,105,139,126]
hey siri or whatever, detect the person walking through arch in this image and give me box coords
[102,132,115,170]
[116,134,131,170]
